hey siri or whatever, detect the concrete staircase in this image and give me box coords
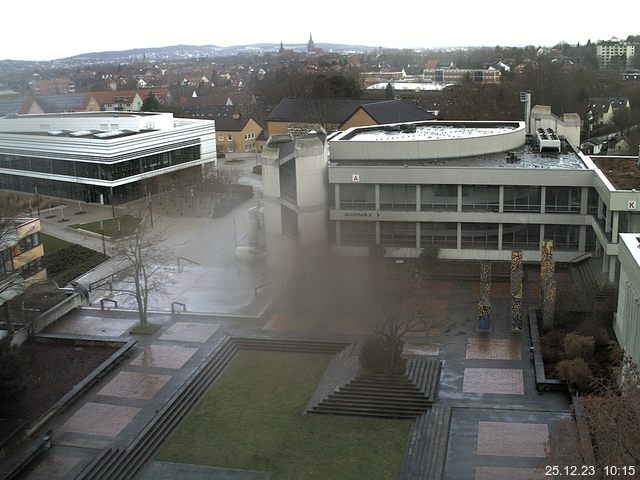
[399,404,452,480]
[309,358,440,419]
[572,258,617,306]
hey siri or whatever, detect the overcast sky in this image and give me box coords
[2,1,638,61]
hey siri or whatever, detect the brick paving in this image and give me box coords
[475,466,544,480]
[158,322,220,342]
[130,345,198,369]
[97,371,172,400]
[60,402,141,437]
[466,338,521,360]
[462,368,524,394]
[476,422,549,457]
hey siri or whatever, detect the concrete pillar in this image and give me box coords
[375,221,380,245]
[416,222,420,249]
[605,206,611,233]
[603,253,609,273]
[375,184,380,211]
[540,186,546,214]
[609,256,617,284]
[539,225,545,253]
[457,222,462,249]
[498,223,503,250]
[579,225,587,252]
[416,185,421,212]
[612,211,620,243]
[580,187,588,215]
[457,185,463,212]
[597,197,603,220]
[334,184,340,209]
[335,221,341,246]
[499,185,504,213]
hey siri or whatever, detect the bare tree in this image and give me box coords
[112,215,172,330]
[361,267,423,375]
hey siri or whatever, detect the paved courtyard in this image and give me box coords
[9,173,572,479]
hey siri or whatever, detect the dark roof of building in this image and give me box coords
[266,98,436,125]
[32,94,91,112]
[357,100,436,124]
[267,98,372,124]
[587,96,629,114]
[403,66,424,75]
[0,97,27,116]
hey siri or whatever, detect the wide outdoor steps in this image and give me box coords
[399,404,453,480]
[310,358,440,419]
[572,258,618,306]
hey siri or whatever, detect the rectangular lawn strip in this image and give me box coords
[73,215,141,238]
[157,351,411,479]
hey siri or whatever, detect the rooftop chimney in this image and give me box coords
[520,91,532,134]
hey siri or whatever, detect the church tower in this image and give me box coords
[307,33,315,53]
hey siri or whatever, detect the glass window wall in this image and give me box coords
[380,185,416,211]
[461,223,499,249]
[380,221,416,247]
[502,224,540,250]
[462,186,499,212]
[339,184,375,210]
[503,186,541,212]
[420,222,457,248]
[420,185,458,211]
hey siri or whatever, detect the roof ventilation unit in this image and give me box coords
[536,127,561,152]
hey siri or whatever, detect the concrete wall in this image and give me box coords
[530,105,581,149]
[615,234,640,365]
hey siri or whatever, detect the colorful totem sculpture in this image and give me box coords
[540,239,557,328]
[510,250,524,332]
[478,261,491,331]
[543,279,557,327]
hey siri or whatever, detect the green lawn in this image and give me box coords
[40,233,73,255]
[158,351,411,479]
[40,233,109,285]
[73,215,141,238]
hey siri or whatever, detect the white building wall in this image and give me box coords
[616,234,640,366]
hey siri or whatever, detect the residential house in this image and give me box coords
[210,107,264,154]
[586,97,631,131]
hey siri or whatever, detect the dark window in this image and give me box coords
[340,221,376,246]
[380,221,416,247]
[380,185,416,211]
[544,224,580,251]
[461,223,499,249]
[421,185,457,211]
[502,224,540,250]
[545,187,581,213]
[503,186,541,212]
[340,184,375,210]
[420,222,457,248]
[462,186,499,212]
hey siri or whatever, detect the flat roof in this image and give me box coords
[340,122,519,142]
[330,140,587,170]
[2,111,160,119]
[592,156,640,190]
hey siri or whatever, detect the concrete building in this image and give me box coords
[1,217,46,308]
[596,38,637,69]
[261,110,640,368]
[615,233,640,366]
[0,112,216,204]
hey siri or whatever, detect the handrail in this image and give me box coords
[171,302,187,314]
[100,298,118,310]
[88,266,130,292]
[569,251,593,265]
[177,256,201,273]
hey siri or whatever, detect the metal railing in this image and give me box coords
[171,302,187,314]
[177,256,200,272]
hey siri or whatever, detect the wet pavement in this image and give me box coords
[15,178,572,480]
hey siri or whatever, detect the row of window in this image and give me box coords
[339,221,590,251]
[336,184,597,214]
[12,233,41,256]
[0,145,201,181]
[216,132,257,142]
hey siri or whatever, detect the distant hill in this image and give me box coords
[61,43,377,61]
